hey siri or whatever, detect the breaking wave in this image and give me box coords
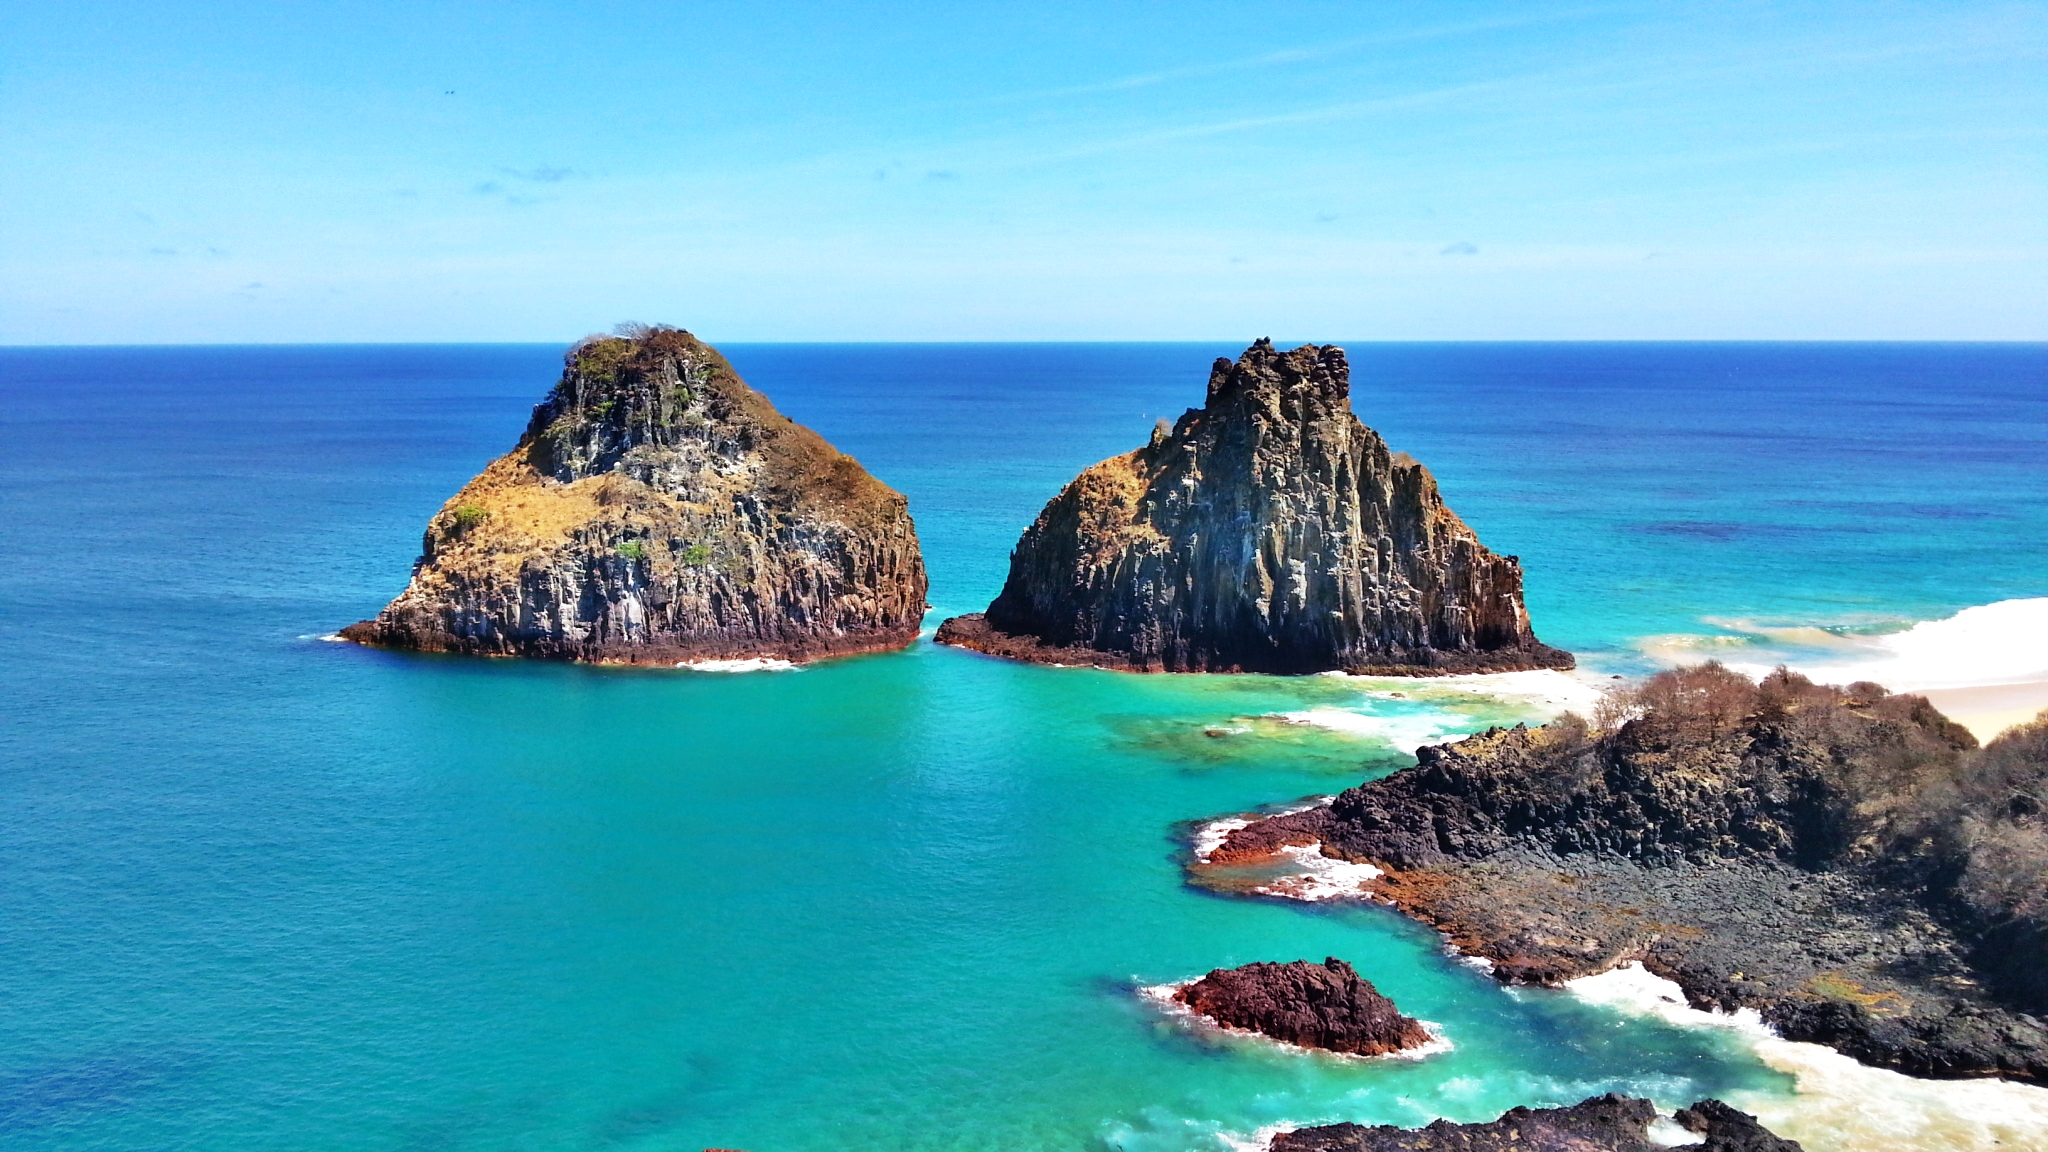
[1565,963,2048,1152]
[676,657,800,672]
[1642,597,2048,692]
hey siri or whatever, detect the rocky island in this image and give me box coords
[1271,1093,1801,1152]
[343,326,928,664]
[935,339,1571,674]
[1169,957,1433,1056]
[1202,664,2048,1084]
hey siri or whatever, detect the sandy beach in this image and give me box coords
[1918,680,2048,744]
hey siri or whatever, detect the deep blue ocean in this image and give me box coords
[3,343,2045,1151]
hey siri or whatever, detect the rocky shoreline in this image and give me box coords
[1271,1093,1801,1152]
[1197,666,2048,1087]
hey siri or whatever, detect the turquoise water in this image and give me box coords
[3,343,2045,1150]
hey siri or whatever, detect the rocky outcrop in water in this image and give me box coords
[343,327,927,664]
[1200,665,2048,1085]
[1270,1093,1800,1152]
[1172,958,1432,1056]
[935,339,1571,674]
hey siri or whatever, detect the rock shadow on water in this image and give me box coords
[0,1049,195,1133]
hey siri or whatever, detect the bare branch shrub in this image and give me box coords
[1614,661,1759,741]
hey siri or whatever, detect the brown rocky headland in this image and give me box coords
[936,339,1571,675]
[1199,664,2048,1085]
[343,326,928,664]
[1270,1093,1801,1152]
[1169,957,1434,1056]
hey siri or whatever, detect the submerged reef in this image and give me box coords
[1203,665,2048,1084]
[936,339,1571,675]
[1172,957,1433,1056]
[1270,1093,1801,1152]
[344,326,928,664]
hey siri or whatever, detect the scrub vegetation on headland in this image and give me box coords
[1200,663,2048,1087]
[343,326,928,664]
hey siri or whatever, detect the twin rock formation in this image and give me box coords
[348,330,1565,675]
[343,327,927,664]
[937,338,1568,674]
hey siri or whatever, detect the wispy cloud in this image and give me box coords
[1014,75,1523,166]
[1441,241,1478,256]
[950,6,1629,108]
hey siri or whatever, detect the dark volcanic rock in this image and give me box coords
[1270,1093,1801,1152]
[1173,958,1432,1056]
[936,339,1571,674]
[1202,666,2048,1085]
[1673,1099,1805,1152]
[343,327,928,664]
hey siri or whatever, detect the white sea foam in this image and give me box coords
[1191,817,1253,863]
[1646,1115,1706,1146]
[1565,963,2048,1152]
[1680,597,2048,693]
[1260,670,1609,754]
[1251,842,1382,901]
[1450,950,1496,975]
[1190,801,1332,865]
[1325,667,1609,712]
[1389,669,1610,715]
[1215,1123,1298,1152]
[1139,981,1451,1062]
[675,657,799,673]
[1263,708,1466,755]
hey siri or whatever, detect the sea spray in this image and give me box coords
[676,657,800,672]
[1566,964,2048,1152]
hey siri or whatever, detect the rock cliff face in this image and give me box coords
[343,327,927,664]
[1201,665,2048,1085]
[1172,957,1432,1056]
[1270,1094,1801,1152]
[936,339,1569,674]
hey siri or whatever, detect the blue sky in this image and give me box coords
[2,1,2043,342]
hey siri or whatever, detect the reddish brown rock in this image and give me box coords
[1173,957,1432,1056]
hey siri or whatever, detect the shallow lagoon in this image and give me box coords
[2,342,2044,1150]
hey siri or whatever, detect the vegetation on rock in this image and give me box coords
[1205,664,2048,1083]
[343,326,928,664]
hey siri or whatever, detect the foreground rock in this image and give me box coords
[1203,665,2048,1084]
[936,339,1570,674]
[344,327,927,664]
[1271,1093,1800,1152]
[1172,958,1432,1056]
